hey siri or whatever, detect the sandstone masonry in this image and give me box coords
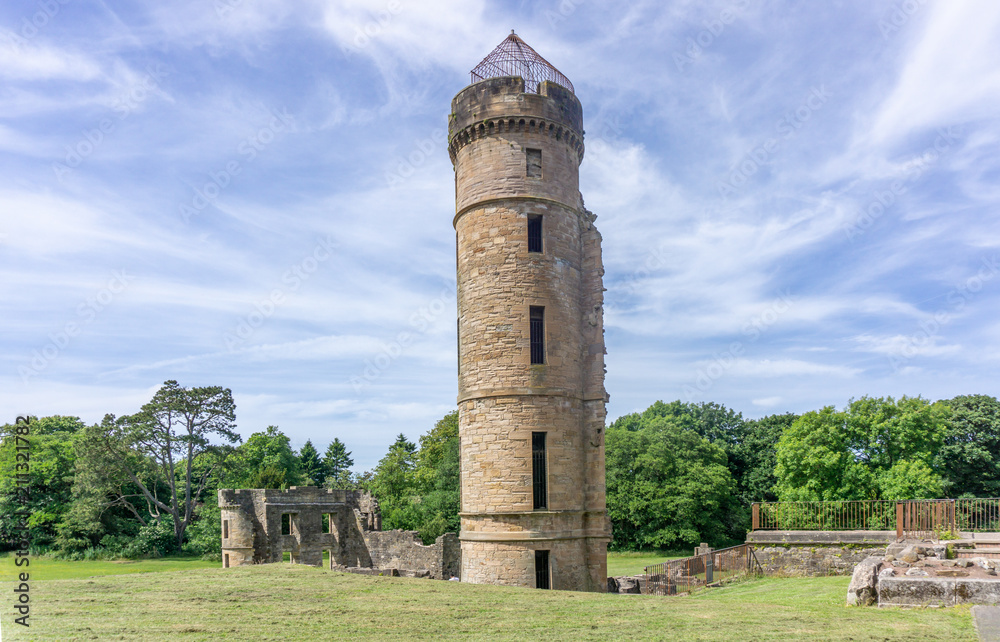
[450,36,610,592]
[219,486,459,579]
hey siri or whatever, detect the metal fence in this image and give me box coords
[752,498,1000,538]
[753,500,896,531]
[643,544,762,596]
[956,498,1000,533]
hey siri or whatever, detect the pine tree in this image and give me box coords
[323,438,354,485]
[298,440,327,485]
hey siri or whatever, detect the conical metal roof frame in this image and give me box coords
[470,31,574,95]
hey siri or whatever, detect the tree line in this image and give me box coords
[2,380,998,560]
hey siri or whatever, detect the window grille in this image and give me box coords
[532,432,547,510]
[530,306,545,364]
[528,215,543,253]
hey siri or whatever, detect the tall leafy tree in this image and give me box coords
[775,406,871,501]
[298,440,327,485]
[937,394,1000,497]
[413,411,460,541]
[228,426,302,489]
[735,413,797,503]
[0,416,84,550]
[775,396,950,501]
[78,381,240,547]
[323,438,354,485]
[609,400,750,540]
[369,433,418,530]
[606,416,737,550]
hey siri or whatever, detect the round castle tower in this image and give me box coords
[448,32,609,592]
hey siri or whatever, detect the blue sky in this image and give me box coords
[3,0,999,471]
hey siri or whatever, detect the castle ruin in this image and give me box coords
[219,487,460,580]
[450,32,610,592]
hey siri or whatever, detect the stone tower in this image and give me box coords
[448,32,609,592]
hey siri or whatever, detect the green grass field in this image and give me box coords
[0,557,977,641]
[1,553,218,581]
[606,550,687,577]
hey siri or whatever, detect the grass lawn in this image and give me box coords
[1,563,976,641]
[0,553,218,581]
[606,550,687,577]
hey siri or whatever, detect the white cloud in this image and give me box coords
[871,1,1000,143]
[0,41,102,80]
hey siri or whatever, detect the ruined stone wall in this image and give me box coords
[747,531,896,576]
[364,531,460,580]
[450,76,609,593]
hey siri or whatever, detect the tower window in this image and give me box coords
[527,215,543,253]
[529,306,545,364]
[532,431,547,509]
[526,148,542,178]
[322,514,330,534]
[223,519,229,539]
[535,550,551,589]
[281,513,292,536]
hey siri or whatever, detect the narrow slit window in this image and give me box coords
[526,148,542,178]
[535,550,551,589]
[281,513,291,536]
[532,432,547,510]
[322,514,330,534]
[527,215,543,253]
[223,553,230,568]
[223,519,229,539]
[530,306,545,365]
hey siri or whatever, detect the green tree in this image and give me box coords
[77,381,240,548]
[323,438,354,486]
[775,396,949,501]
[228,426,302,489]
[775,406,873,501]
[736,413,797,503]
[937,395,1000,497]
[0,416,85,551]
[412,411,460,541]
[605,416,737,550]
[298,440,327,485]
[369,433,418,530]
[608,401,750,541]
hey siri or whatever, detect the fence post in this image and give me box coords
[951,499,956,536]
[752,503,760,531]
[896,502,904,539]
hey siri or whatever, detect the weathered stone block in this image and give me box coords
[846,556,882,606]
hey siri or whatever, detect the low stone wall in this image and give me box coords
[879,576,1000,607]
[747,531,896,576]
[364,531,461,580]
